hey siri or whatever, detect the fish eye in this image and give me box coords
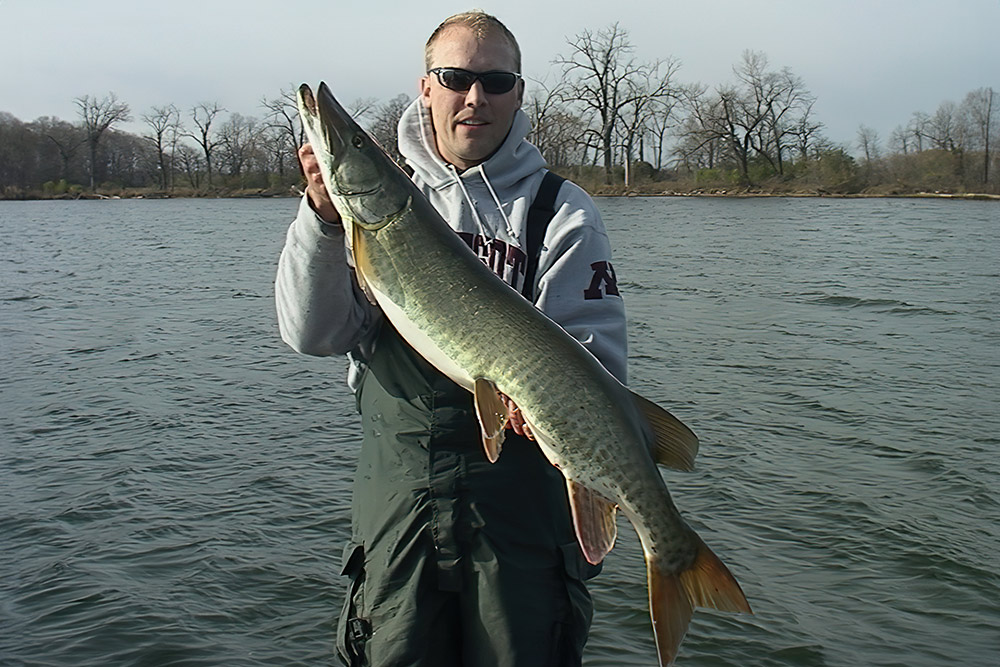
[352,134,364,149]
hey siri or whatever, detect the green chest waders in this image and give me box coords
[336,172,601,667]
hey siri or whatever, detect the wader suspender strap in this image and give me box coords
[521,170,566,301]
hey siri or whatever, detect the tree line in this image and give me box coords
[0,23,996,198]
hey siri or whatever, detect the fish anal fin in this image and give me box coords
[566,480,618,565]
[631,391,699,472]
[473,378,508,463]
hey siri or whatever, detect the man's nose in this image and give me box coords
[464,80,487,106]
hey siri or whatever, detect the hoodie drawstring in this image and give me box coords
[450,165,518,244]
[480,166,518,240]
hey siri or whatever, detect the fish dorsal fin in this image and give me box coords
[566,480,618,565]
[473,378,508,463]
[631,391,699,472]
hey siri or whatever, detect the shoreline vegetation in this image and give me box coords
[7,183,997,202]
[1,26,996,204]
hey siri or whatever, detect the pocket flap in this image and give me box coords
[341,541,365,577]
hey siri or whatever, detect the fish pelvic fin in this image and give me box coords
[631,391,699,472]
[647,535,751,666]
[567,480,618,565]
[473,378,508,463]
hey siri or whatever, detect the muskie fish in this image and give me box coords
[297,82,751,665]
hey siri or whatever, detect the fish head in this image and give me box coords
[297,82,410,228]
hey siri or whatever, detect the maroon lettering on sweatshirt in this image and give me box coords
[457,232,528,292]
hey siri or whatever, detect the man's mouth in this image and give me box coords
[458,119,488,126]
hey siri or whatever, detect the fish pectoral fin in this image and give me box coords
[473,378,508,463]
[566,480,618,565]
[631,391,699,472]
[350,219,379,306]
[647,534,752,667]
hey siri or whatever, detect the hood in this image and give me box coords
[397,97,546,193]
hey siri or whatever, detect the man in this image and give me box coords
[276,10,626,666]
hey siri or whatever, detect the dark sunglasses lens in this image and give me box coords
[439,69,477,91]
[437,69,517,94]
[480,72,517,94]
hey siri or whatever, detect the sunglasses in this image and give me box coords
[428,67,521,95]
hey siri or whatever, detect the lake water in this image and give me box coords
[1,196,997,666]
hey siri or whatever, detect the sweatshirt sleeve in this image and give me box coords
[275,196,376,356]
[533,183,628,384]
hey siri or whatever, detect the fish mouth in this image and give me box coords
[338,185,381,197]
[298,83,318,117]
[297,82,360,160]
[315,82,358,146]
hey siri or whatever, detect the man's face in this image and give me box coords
[420,27,524,171]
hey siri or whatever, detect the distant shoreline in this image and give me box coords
[3,189,998,202]
[597,191,1000,201]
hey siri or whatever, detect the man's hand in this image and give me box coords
[500,394,534,441]
[299,143,340,224]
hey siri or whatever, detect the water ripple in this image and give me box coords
[1,198,998,666]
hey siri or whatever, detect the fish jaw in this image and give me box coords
[297,82,410,231]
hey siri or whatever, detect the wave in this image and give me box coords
[808,293,955,315]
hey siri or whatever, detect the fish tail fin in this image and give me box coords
[647,559,694,666]
[647,535,752,665]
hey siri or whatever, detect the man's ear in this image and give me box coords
[515,78,525,109]
[419,76,432,108]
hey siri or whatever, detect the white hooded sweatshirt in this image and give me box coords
[275,98,627,389]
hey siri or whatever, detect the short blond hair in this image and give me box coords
[424,10,521,72]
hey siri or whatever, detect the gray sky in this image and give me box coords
[2,0,997,150]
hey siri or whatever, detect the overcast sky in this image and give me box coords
[2,0,997,150]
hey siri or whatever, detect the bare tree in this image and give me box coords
[185,102,224,186]
[677,52,821,184]
[216,113,261,185]
[675,83,731,174]
[556,23,661,184]
[176,144,204,189]
[790,99,824,161]
[366,94,411,166]
[524,77,586,167]
[261,87,302,179]
[959,87,996,184]
[857,124,880,166]
[525,79,587,168]
[75,93,131,191]
[142,104,179,190]
[730,51,814,176]
[0,112,34,189]
[926,101,960,151]
[615,58,681,186]
[645,93,681,171]
[889,125,911,155]
[349,97,379,123]
[908,111,929,152]
[103,129,154,188]
[37,116,86,182]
